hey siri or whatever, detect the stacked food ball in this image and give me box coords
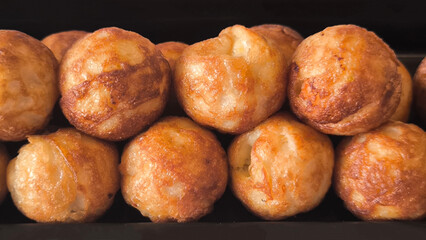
[0,23,424,223]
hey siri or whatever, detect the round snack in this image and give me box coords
[7,128,120,223]
[175,25,287,134]
[157,41,189,116]
[0,144,8,204]
[390,62,413,122]
[120,117,228,222]
[228,112,334,220]
[60,27,170,141]
[335,121,426,220]
[288,24,401,135]
[42,30,89,62]
[251,24,303,65]
[0,30,59,141]
[157,41,188,70]
[414,57,426,126]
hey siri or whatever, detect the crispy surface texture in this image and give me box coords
[414,57,426,126]
[250,24,303,65]
[288,25,401,135]
[120,117,228,222]
[390,61,412,122]
[0,144,8,204]
[6,128,120,223]
[42,30,89,62]
[157,41,188,70]
[335,121,426,220]
[157,41,188,116]
[0,30,59,141]
[60,27,170,141]
[174,25,287,134]
[228,112,334,220]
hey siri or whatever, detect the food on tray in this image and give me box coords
[250,24,303,65]
[7,128,120,223]
[41,30,89,62]
[0,30,59,141]
[120,117,228,222]
[288,24,402,136]
[60,27,170,141]
[157,41,189,116]
[174,25,287,134]
[335,121,426,220]
[228,112,334,220]
[0,144,8,205]
[414,57,426,126]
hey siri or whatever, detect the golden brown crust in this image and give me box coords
[157,41,189,116]
[414,57,426,126]
[157,41,188,70]
[0,144,8,204]
[6,128,120,223]
[334,121,426,220]
[250,24,303,65]
[174,25,288,134]
[120,117,228,222]
[59,27,170,141]
[390,61,413,122]
[0,30,59,141]
[42,30,89,62]
[288,25,401,135]
[228,112,334,220]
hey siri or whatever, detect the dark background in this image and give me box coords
[1,0,425,53]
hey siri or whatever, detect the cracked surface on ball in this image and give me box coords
[229,112,334,220]
[60,27,170,141]
[120,117,228,222]
[7,128,120,223]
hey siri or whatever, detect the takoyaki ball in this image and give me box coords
[414,57,426,126]
[42,30,89,62]
[175,25,287,134]
[7,128,120,223]
[60,27,170,141]
[228,113,334,220]
[250,24,303,65]
[335,121,426,220]
[0,144,8,204]
[288,25,401,136]
[157,41,188,70]
[157,41,189,116]
[390,62,412,122]
[0,30,58,141]
[120,117,228,222]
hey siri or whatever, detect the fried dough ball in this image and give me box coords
[157,41,188,116]
[175,25,287,134]
[335,121,426,220]
[60,27,170,141]
[41,30,89,62]
[228,113,334,220]
[0,30,58,141]
[0,144,8,204]
[7,128,120,223]
[120,117,228,222]
[250,24,303,65]
[414,57,426,126]
[288,25,401,136]
[390,62,413,122]
[157,41,188,70]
